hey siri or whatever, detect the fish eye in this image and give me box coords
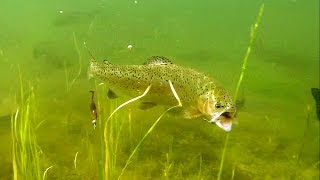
[215,102,225,109]
[215,103,225,109]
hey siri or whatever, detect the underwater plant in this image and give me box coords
[217,3,265,180]
[11,68,44,180]
[92,81,181,179]
[64,32,82,93]
[87,4,267,179]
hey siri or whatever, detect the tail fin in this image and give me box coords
[88,59,98,79]
[84,42,98,79]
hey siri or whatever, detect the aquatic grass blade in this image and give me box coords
[67,32,82,92]
[11,85,43,180]
[42,166,53,180]
[233,4,265,102]
[118,80,182,179]
[217,4,265,180]
[103,85,151,179]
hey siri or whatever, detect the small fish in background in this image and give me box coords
[89,90,98,129]
[52,9,100,27]
[32,40,74,69]
[0,115,11,135]
[88,56,236,132]
[311,88,320,120]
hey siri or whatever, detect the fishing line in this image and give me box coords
[83,42,96,61]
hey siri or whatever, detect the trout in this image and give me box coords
[88,56,236,131]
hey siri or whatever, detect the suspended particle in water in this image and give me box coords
[127,44,133,50]
[134,0,138,4]
[59,10,64,14]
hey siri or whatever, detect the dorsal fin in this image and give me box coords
[103,59,111,65]
[144,56,173,65]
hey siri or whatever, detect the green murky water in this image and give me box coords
[0,0,319,179]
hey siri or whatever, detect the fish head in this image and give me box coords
[198,87,236,132]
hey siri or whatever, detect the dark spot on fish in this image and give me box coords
[215,103,222,108]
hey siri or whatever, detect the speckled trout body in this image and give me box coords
[88,56,236,131]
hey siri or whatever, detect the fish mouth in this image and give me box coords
[209,111,234,132]
[221,111,232,119]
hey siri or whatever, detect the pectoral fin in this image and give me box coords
[184,106,203,119]
[138,102,157,110]
[107,89,118,99]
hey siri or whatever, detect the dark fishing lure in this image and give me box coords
[311,88,320,120]
[90,90,98,129]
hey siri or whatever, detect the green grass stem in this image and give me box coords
[234,4,265,102]
[163,138,174,179]
[117,103,182,179]
[103,85,151,179]
[217,133,229,180]
[11,84,43,180]
[197,153,202,179]
[297,105,312,164]
[64,60,69,92]
[68,32,82,92]
[42,166,53,180]
[74,152,79,170]
[118,80,182,179]
[217,4,265,180]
